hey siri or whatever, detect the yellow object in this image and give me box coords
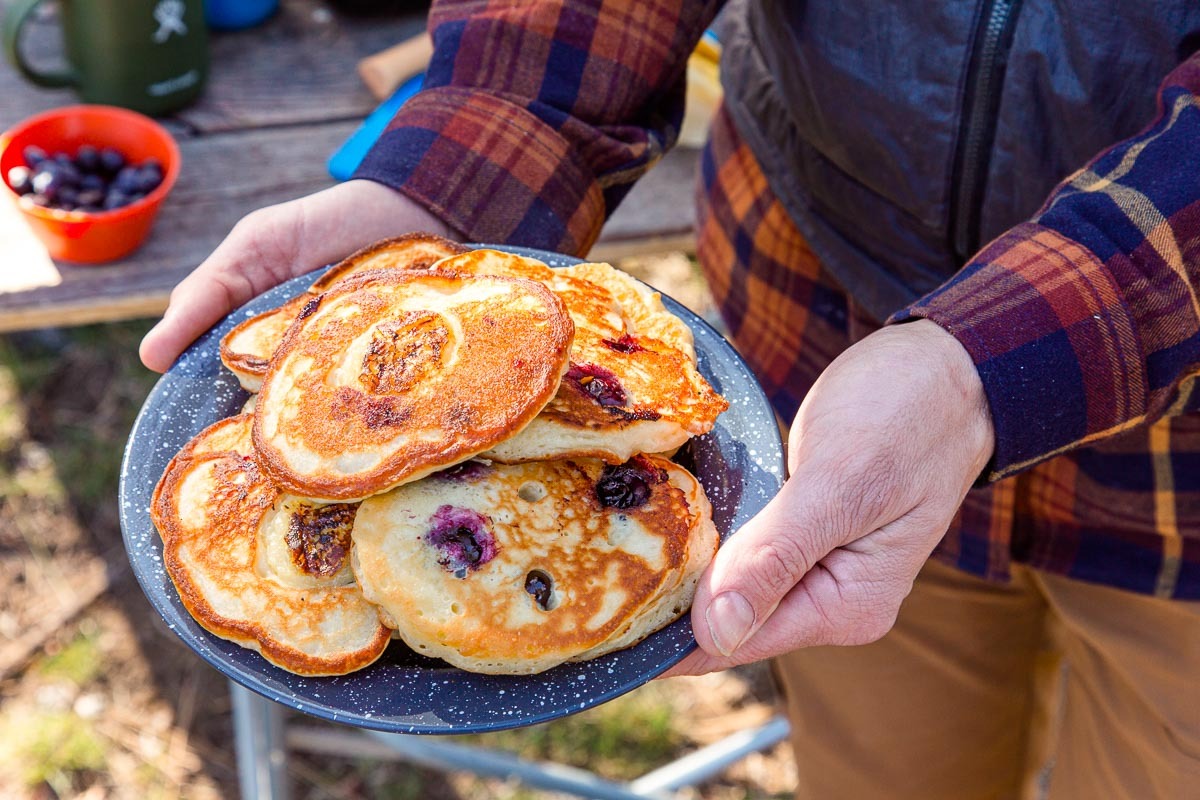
[680,34,723,148]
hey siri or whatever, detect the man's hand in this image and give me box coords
[666,319,994,676]
[139,180,457,372]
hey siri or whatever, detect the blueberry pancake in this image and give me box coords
[569,458,719,663]
[151,415,391,676]
[350,454,719,674]
[566,261,696,361]
[220,294,311,392]
[308,233,468,294]
[428,249,728,463]
[253,269,574,502]
[219,233,467,392]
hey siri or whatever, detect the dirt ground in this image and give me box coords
[0,253,797,799]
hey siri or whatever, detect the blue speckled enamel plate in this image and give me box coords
[119,245,784,734]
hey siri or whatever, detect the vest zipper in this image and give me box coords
[950,0,1023,261]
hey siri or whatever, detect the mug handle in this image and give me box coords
[3,0,78,88]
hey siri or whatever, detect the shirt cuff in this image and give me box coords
[891,222,1146,481]
[352,86,607,257]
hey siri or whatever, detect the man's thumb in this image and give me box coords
[691,484,826,658]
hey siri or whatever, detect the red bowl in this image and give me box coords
[0,105,180,264]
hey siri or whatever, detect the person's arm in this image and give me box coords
[140,0,722,372]
[353,0,723,255]
[893,53,1200,481]
[669,53,1200,676]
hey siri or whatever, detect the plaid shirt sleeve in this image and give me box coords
[352,0,722,257]
[894,54,1200,482]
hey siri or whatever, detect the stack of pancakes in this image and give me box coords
[152,234,727,676]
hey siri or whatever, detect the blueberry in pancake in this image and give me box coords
[426,249,728,463]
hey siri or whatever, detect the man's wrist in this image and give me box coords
[330,179,459,240]
[896,320,996,480]
[296,181,461,268]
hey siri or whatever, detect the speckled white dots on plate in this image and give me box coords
[118,244,785,734]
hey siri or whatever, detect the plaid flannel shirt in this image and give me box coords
[355,1,1200,599]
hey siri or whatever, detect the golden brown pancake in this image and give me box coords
[253,269,574,502]
[350,454,719,674]
[219,234,467,392]
[570,461,717,662]
[151,415,391,676]
[428,250,728,462]
[308,233,468,294]
[567,261,696,360]
[220,295,312,392]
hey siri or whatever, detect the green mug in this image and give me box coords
[4,0,208,116]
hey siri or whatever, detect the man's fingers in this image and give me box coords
[673,547,914,677]
[139,181,461,373]
[139,227,290,371]
[669,560,853,676]
[139,265,256,371]
[691,458,869,659]
[690,483,826,658]
[691,450,920,662]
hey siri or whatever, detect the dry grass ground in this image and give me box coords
[0,253,796,799]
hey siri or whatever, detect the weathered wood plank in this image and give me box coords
[0,0,426,131]
[175,1,428,133]
[0,114,699,333]
[0,120,356,331]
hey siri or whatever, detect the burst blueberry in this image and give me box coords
[566,362,628,407]
[601,334,644,353]
[433,460,488,481]
[427,505,497,575]
[595,457,668,509]
[524,570,554,610]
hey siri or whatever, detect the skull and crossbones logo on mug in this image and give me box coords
[152,0,188,43]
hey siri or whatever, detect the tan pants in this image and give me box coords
[774,559,1200,800]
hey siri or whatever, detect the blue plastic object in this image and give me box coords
[205,0,279,31]
[327,73,425,181]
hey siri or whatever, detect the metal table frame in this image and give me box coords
[230,681,791,800]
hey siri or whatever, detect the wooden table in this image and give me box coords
[0,0,697,333]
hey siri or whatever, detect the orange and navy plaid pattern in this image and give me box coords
[356,0,722,256]
[895,56,1200,597]
[697,107,1200,599]
[357,2,1200,598]
[901,55,1200,479]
